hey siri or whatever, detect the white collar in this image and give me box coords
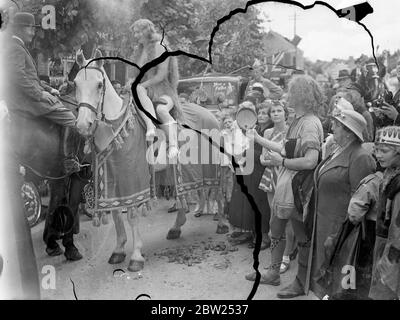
[12,35,25,45]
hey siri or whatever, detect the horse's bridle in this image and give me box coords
[76,66,107,129]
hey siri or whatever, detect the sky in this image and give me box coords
[256,0,400,61]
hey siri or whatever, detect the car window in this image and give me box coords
[178,80,239,106]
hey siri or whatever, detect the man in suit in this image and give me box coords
[4,12,83,261]
[4,12,77,152]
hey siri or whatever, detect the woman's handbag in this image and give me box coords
[317,219,366,299]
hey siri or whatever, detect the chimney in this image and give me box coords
[292,35,302,47]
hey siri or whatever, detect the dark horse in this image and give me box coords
[7,92,90,261]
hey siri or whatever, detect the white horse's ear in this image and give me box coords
[94,49,104,68]
[76,49,86,67]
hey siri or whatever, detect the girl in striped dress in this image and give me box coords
[259,101,297,273]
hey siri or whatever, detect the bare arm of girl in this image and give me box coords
[247,128,282,153]
[141,43,169,89]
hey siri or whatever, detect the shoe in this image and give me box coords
[64,245,83,261]
[46,244,63,257]
[280,261,290,274]
[229,231,244,239]
[168,203,178,213]
[248,240,268,250]
[194,211,202,218]
[230,233,252,245]
[245,269,280,286]
[277,278,305,299]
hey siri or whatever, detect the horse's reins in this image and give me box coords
[58,96,78,107]
[21,160,90,181]
[76,66,107,133]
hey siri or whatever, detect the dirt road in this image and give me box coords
[31,200,317,300]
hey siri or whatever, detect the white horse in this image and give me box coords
[74,49,229,272]
[74,49,154,272]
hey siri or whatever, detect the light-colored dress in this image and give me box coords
[271,114,323,221]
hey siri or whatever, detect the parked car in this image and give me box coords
[178,73,249,115]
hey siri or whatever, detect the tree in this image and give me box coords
[5,0,265,76]
[13,0,146,59]
[140,0,265,76]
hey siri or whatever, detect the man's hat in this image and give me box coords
[336,69,351,80]
[11,12,40,27]
[365,57,377,67]
[251,82,264,95]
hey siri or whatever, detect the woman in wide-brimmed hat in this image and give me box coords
[310,109,376,299]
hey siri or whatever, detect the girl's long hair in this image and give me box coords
[287,75,325,115]
[129,19,182,121]
[130,19,179,89]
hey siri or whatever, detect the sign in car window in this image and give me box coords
[178,80,238,106]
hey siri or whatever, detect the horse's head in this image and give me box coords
[74,49,106,137]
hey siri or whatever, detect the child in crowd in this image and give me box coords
[219,111,236,216]
[369,126,400,300]
[258,101,296,272]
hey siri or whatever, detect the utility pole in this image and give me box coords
[294,11,297,69]
[293,11,296,38]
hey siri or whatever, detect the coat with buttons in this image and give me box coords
[309,140,376,298]
[3,37,61,116]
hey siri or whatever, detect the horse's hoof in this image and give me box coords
[108,252,126,264]
[216,225,229,234]
[166,229,181,240]
[128,260,144,272]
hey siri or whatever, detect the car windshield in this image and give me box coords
[178,80,238,106]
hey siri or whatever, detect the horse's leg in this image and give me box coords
[209,188,218,216]
[182,194,189,213]
[193,188,206,216]
[126,206,145,272]
[108,209,127,264]
[166,195,187,240]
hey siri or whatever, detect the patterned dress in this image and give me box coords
[258,125,288,195]
[272,114,323,220]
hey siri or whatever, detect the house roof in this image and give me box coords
[262,30,299,57]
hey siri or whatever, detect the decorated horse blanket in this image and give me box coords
[156,102,221,197]
[89,105,150,212]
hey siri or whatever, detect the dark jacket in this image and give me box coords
[4,36,60,116]
[308,140,376,298]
